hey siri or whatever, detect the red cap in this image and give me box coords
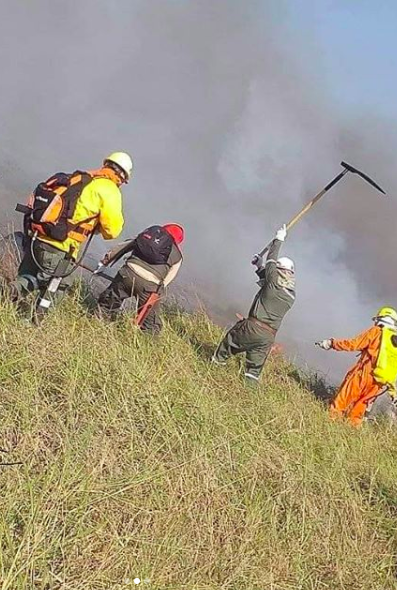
[163,223,185,244]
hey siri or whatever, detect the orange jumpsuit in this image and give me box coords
[330,325,383,426]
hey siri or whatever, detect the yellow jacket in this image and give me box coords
[38,170,124,257]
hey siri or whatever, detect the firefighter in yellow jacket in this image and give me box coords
[13,151,132,303]
[317,307,397,426]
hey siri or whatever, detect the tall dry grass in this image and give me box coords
[0,272,396,588]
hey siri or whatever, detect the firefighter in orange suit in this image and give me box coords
[317,307,397,426]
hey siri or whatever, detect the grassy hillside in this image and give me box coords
[0,288,397,589]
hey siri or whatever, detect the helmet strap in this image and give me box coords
[103,160,127,184]
[375,317,397,329]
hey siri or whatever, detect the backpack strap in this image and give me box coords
[65,168,119,242]
[67,215,100,242]
[63,172,98,242]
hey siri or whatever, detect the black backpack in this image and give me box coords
[26,170,93,242]
[133,225,173,265]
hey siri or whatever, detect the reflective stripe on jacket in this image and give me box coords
[126,243,183,287]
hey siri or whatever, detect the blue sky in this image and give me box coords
[0,0,395,379]
[277,0,397,116]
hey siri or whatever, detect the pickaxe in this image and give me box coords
[253,161,386,263]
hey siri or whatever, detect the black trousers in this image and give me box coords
[98,265,162,334]
[13,240,74,303]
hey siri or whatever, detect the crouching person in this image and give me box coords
[97,224,184,333]
[212,225,295,386]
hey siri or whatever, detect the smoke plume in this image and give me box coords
[0,0,395,380]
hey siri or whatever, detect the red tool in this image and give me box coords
[134,292,160,327]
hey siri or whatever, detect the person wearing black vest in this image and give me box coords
[97,223,184,333]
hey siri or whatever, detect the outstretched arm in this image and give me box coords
[102,238,136,266]
[332,326,379,352]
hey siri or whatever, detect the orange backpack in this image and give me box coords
[24,170,96,243]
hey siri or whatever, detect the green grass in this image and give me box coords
[0,287,397,589]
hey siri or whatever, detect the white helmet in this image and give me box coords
[373,306,397,328]
[376,316,397,328]
[104,151,134,182]
[277,257,294,272]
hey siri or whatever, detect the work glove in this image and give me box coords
[101,252,112,266]
[275,224,287,242]
[93,262,104,275]
[315,339,333,350]
[251,254,263,268]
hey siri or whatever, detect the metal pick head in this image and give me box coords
[341,161,386,195]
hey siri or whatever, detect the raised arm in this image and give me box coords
[255,224,287,283]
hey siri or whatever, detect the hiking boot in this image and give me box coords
[244,372,260,388]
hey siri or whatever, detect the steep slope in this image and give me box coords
[0,293,396,590]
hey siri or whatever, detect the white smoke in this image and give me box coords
[0,0,394,381]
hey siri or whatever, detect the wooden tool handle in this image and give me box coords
[253,168,349,262]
